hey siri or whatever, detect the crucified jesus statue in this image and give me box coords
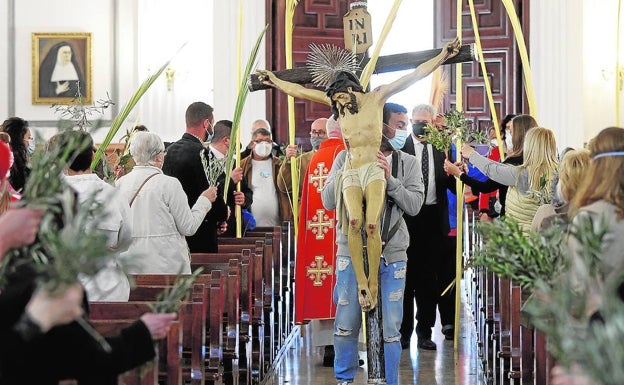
[257,37,461,311]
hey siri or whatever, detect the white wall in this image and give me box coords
[531,0,623,150]
[212,0,267,148]
[3,0,266,146]
[7,1,621,149]
[0,0,9,121]
[12,0,115,139]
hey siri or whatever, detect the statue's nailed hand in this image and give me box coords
[444,37,461,59]
[256,70,276,87]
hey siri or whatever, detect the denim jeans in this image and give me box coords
[333,255,406,385]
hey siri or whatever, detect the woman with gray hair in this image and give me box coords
[116,131,217,274]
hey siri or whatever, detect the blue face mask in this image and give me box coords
[205,122,214,143]
[388,129,409,150]
[27,137,35,155]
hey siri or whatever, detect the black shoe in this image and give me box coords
[323,345,335,367]
[442,325,454,341]
[400,339,410,349]
[417,338,437,350]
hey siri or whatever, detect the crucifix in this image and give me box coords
[249,3,475,383]
[252,36,464,312]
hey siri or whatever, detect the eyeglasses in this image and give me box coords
[253,139,271,144]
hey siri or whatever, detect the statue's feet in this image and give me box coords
[358,285,375,312]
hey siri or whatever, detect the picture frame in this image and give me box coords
[32,32,92,105]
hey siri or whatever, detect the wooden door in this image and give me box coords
[435,0,531,130]
[266,0,531,140]
[267,0,349,149]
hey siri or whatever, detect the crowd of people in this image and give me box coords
[1,68,623,385]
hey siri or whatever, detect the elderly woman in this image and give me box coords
[117,132,217,274]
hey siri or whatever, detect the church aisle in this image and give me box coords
[266,292,484,385]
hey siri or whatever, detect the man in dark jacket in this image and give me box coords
[162,102,229,252]
[399,103,457,350]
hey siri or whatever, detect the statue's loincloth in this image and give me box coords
[335,162,386,234]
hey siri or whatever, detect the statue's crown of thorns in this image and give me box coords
[306,44,359,88]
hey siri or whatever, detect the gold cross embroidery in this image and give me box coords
[309,162,329,193]
[306,255,333,286]
[307,209,334,240]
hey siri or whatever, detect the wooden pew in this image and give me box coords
[508,283,523,383]
[215,241,266,382]
[128,284,206,385]
[89,302,183,385]
[130,271,226,385]
[191,253,247,385]
[249,222,295,353]
[219,235,275,371]
[243,226,284,357]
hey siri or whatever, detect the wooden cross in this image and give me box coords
[306,255,333,286]
[247,44,475,91]
[309,162,329,193]
[306,209,334,240]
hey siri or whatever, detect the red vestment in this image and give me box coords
[294,137,345,324]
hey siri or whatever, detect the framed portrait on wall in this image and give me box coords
[32,32,92,105]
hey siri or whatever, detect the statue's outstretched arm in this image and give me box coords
[376,37,461,101]
[256,69,331,106]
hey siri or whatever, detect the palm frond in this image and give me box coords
[90,43,187,169]
[473,217,567,289]
[359,0,403,89]
[149,268,204,313]
[224,25,268,200]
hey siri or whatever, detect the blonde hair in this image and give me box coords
[520,127,558,197]
[572,127,624,219]
[558,149,590,202]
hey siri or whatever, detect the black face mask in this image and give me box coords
[412,121,427,137]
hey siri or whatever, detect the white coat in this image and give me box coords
[63,173,132,302]
[116,166,212,274]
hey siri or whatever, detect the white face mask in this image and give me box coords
[253,141,272,158]
[504,130,513,150]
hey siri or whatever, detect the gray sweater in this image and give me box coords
[321,150,425,264]
[469,152,532,193]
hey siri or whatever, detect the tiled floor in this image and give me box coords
[265,292,484,385]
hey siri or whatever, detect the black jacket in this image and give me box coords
[0,266,154,385]
[401,136,456,236]
[162,133,228,252]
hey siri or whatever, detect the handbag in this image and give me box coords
[129,173,159,207]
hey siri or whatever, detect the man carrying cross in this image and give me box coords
[257,36,461,313]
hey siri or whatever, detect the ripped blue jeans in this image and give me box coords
[333,255,406,385]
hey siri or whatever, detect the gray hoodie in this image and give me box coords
[321,150,425,264]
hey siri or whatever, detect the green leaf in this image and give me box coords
[223,25,268,200]
[149,267,204,313]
